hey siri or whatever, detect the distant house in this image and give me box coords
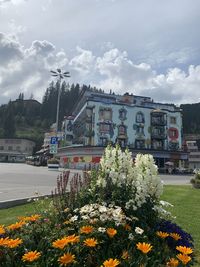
[0,138,35,162]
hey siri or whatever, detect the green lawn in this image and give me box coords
[0,185,199,264]
[162,185,200,265]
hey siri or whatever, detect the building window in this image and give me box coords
[152,140,164,150]
[118,125,126,135]
[99,137,108,146]
[135,139,145,149]
[136,112,145,123]
[16,146,21,151]
[99,108,112,121]
[0,146,4,150]
[99,123,110,133]
[119,108,127,121]
[170,116,176,124]
[136,125,144,136]
[8,146,13,151]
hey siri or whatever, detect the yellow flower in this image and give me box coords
[0,225,5,235]
[106,228,117,238]
[156,231,169,239]
[176,245,193,255]
[136,242,153,254]
[170,233,181,241]
[166,258,179,267]
[80,225,94,234]
[7,221,25,231]
[22,251,41,262]
[121,250,129,260]
[6,238,23,248]
[83,238,98,247]
[176,253,191,265]
[101,258,120,267]
[52,238,69,249]
[58,253,76,266]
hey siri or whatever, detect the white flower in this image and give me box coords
[135,227,144,235]
[69,215,78,222]
[159,200,173,207]
[98,227,106,233]
[128,233,134,240]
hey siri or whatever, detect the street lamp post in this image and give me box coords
[50,69,70,135]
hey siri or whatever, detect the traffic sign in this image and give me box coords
[50,137,58,145]
[50,144,58,154]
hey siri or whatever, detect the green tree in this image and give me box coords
[3,101,16,138]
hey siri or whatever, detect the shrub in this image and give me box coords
[47,157,60,164]
[190,170,200,188]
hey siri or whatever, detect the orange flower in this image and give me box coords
[19,214,41,222]
[58,253,76,266]
[83,238,98,247]
[136,242,153,254]
[65,234,79,244]
[22,251,41,262]
[0,237,9,246]
[166,258,179,267]
[121,250,129,260]
[7,221,25,231]
[6,238,23,248]
[28,214,41,222]
[176,253,191,265]
[124,224,131,231]
[80,225,94,234]
[101,258,120,267]
[176,245,193,255]
[106,228,117,238]
[156,231,169,239]
[52,238,69,249]
[0,225,5,235]
[170,233,181,241]
[52,234,79,249]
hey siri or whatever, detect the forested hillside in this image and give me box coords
[180,103,200,134]
[0,82,82,151]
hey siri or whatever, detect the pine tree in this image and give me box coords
[3,101,16,138]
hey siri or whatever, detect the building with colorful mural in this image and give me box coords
[58,89,188,169]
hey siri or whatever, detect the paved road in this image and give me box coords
[0,163,193,202]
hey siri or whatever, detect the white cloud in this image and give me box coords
[69,46,95,75]
[0,31,200,105]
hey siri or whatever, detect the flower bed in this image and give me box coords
[0,145,195,266]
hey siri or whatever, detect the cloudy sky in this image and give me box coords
[0,0,200,105]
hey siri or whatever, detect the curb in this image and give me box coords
[0,195,51,209]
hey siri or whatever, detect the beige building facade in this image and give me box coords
[0,138,35,162]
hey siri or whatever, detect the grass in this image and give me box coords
[0,185,199,264]
[162,185,200,265]
[0,202,37,225]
